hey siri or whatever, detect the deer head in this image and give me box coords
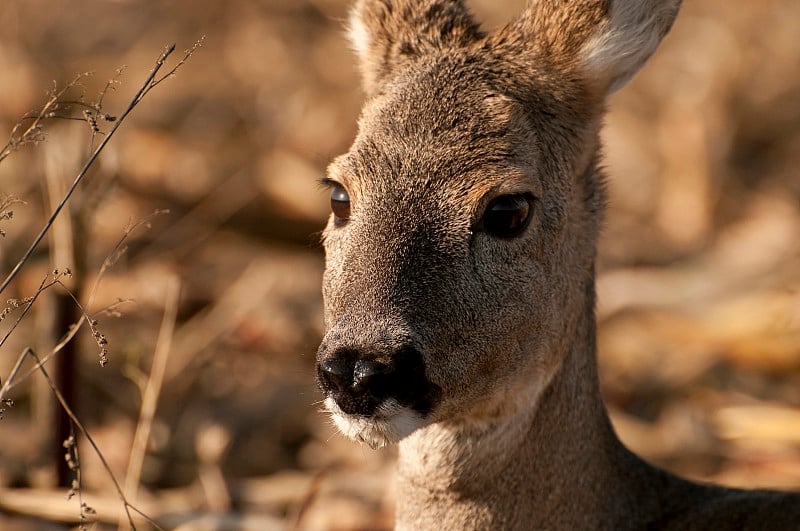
[316,0,681,449]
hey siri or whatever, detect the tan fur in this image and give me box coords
[316,1,800,529]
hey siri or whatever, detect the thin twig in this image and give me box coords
[0,347,33,406]
[0,272,63,351]
[86,66,125,153]
[147,37,205,92]
[0,42,194,297]
[86,210,169,313]
[0,73,92,164]
[2,299,130,396]
[0,210,165,394]
[27,349,140,529]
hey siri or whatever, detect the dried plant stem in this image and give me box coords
[120,276,180,531]
[0,211,163,397]
[0,273,59,351]
[0,73,91,164]
[0,40,201,297]
[0,299,128,399]
[25,349,144,529]
[0,347,33,406]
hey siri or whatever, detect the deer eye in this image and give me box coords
[330,184,351,224]
[480,194,533,238]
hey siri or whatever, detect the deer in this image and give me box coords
[314,0,800,529]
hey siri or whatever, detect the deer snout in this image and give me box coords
[316,345,440,418]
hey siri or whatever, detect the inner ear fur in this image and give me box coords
[506,0,682,95]
[580,0,682,92]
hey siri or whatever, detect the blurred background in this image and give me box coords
[0,0,798,529]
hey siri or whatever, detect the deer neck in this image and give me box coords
[395,282,638,529]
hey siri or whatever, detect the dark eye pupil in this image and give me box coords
[482,194,532,238]
[330,184,351,223]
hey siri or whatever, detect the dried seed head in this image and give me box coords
[81,502,96,515]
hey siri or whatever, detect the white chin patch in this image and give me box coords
[325,397,426,449]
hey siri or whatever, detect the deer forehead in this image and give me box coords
[329,61,549,209]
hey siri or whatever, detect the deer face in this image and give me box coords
[317,54,601,447]
[316,0,679,448]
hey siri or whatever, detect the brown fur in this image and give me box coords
[317,1,800,529]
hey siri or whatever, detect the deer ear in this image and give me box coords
[581,0,681,93]
[348,0,482,96]
[511,0,681,95]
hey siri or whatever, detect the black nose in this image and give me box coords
[316,346,438,417]
[319,357,391,395]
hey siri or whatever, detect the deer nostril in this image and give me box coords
[319,357,356,392]
[352,359,391,392]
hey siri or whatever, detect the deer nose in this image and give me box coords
[316,345,438,417]
[318,357,391,394]
[317,353,395,415]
